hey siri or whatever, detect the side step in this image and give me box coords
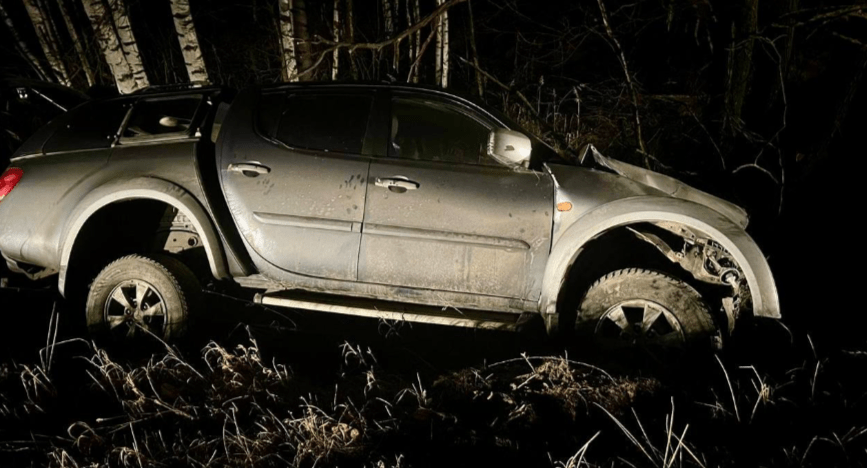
[254,291,522,331]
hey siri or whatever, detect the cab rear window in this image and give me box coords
[42,99,130,153]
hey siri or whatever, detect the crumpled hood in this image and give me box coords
[582,145,750,229]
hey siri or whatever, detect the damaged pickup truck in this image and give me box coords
[0,83,779,352]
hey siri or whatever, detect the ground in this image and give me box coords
[0,281,865,468]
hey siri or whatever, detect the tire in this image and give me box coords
[86,254,201,342]
[576,268,717,352]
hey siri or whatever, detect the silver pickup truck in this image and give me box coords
[0,83,779,353]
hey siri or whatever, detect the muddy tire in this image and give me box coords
[576,269,717,354]
[86,254,201,342]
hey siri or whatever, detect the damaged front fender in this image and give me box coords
[540,196,781,323]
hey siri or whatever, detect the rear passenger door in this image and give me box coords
[219,89,375,281]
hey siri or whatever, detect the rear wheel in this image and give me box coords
[86,254,200,342]
[576,269,717,358]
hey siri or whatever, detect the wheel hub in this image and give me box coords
[595,300,685,348]
[105,279,167,338]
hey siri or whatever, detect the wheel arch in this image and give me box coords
[540,196,780,328]
[58,176,229,297]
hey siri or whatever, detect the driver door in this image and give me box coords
[358,93,553,300]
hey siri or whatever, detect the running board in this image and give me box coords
[254,291,521,331]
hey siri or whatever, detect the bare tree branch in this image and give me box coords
[596,0,648,165]
[295,0,466,80]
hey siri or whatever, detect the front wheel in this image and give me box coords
[576,269,717,355]
[85,254,201,342]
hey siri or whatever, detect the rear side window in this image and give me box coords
[121,95,203,142]
[275,94,372,154]
[389,97,491,165]
[43,99,130,153]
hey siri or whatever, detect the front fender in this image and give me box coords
[539,196,780,320]
[58,176,229,296]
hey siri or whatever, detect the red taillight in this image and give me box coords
[0,167,23,202]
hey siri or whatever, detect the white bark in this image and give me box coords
[332,0,339,80]
[169,0,209,84]
[81,0,136,93]
[278,0,298,82]
[108,0,148,90]
[441,3,448,88]
[22,0,71,85]
[0,2,51,80]
[58,0,96,86]
[435,0,442,86]
[405,0,414,65]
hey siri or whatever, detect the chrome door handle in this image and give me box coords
[228,163,271,177]
[375,177,420,191]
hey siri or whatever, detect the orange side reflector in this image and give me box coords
[557,201,573,212]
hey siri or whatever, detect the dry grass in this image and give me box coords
[0,320,865,467]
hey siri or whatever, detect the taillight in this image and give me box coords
[0,167,23,203]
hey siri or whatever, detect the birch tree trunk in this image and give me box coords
[169,0,209,84]
[0,2,51,81]
[278,0,298,82]
[108,0,148,90]
[58,0,96,86]
[441,3,448,88]
[435,0,442,85]
[405,0,414,67]
[22,0,71,85]
[81,0,137,93]
[332,0,339,80]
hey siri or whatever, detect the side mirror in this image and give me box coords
[487,129,532,168]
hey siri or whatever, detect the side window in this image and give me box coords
[389,97,491,165]
[121,95,202,142]
[275,94,372,154]
[43,100,130,152]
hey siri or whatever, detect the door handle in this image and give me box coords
[228,163,271,177]
[374,177,419,192]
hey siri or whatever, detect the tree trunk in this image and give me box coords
[440,0,448,88]
[278,0,298,81]
[392,0,400,72]
[293,0,313,79]
[435,0,442,85]
[332,0,340,80]
[411,0,420,82]
[81,0,136,93]
[108,0,149,90]
[58,0,96,87]
[347,0,358,79]
[22,0,71,85]
[169,0,209,84]
[0,2,51,81]
[724,0,758,130]
[467,0,483,97]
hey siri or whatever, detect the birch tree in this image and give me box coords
[22,0,71,85]
[435,0,448,87]
[0,2,51,81]
[81,0,137,93]
[332,0,339,80]
[108,0,148,90]
[169,0,209,83]
[392,0,400,71]
[58,0,96,86]
[346,0,358,79]
[410,0,420,82]
[293,0,313,78]
[278,0,298,82]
